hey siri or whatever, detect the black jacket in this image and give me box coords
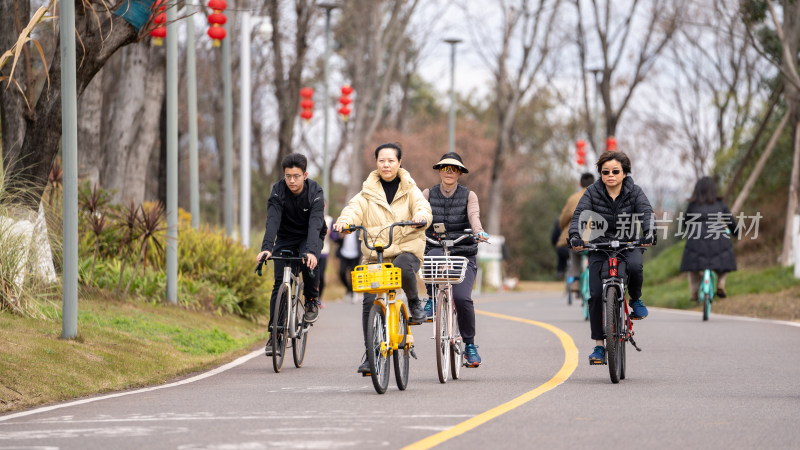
[568,176,654,243]
[679,200,737,273]
[260,179,327,257]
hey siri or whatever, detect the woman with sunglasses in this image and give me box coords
[421,152,489,367]
[568,150,655,365]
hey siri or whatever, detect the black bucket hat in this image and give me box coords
[432,152,469,174]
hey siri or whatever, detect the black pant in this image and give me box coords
[424,249,478,344]
[338,256,360,294]
[317,255,328,299]
[269,239,320,322]
[588,249,643,341]
[361,252,420,348]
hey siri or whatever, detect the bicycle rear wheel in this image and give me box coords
[450,307,463,380]
[605,288,622,384]
[272,286,289,373]
[393,305,410,391]
[292,293,309,368]
[703,293,711,321]
[367,303,390,394]
[435,290,450,383]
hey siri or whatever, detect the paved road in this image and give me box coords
[2,290,799,449]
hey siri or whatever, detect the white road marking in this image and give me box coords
[0,350,263,423]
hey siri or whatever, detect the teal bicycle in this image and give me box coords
[567,251,590,321]
[698,269,716,322]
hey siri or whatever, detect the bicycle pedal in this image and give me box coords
[361,372,371,377]
[589,359,606,366]
[409,346,418,360]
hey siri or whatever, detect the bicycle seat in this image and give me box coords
[279,249,298,257]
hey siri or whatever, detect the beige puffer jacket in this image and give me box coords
[335,168,432,263]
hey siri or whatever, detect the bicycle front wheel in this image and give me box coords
[393,305,410,391]
[292,294,309,368]
[435,290,450,383]
[605,288,622,384]
[367,303,390,394]
[272,285,289,373]
[703,293,711,321]
[450,306,463,380]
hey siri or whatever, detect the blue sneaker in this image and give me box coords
[464,343,481,367]
[424,298,434,321]
[588,345,605,365]
[629,299,648,320]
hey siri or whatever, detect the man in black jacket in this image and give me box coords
[256,153,327,355]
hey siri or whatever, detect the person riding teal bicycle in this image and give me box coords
[679,176,736,301]
[559,172,595,294]
[421,152,489,368]
[569,151,655,365]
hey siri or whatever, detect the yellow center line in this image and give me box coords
[401,309,579,450]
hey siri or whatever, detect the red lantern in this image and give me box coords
[207,0,228,47]
[299,87,314,122]
[575,140,587,166]
[338,85,353,121]
[606,136,617,152]
[149,1,167,46]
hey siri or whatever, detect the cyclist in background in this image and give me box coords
[256,153,327,355]
[558,173,595,293]
[332,142,432,375]
[679,176,737,300]
[568,151,655,365]
[422,152,489,367]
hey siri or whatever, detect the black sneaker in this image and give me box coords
[408,300,426,325]
[357,353,371,376]
[304,298,319,323]
[264,337,281,357]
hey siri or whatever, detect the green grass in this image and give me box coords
[642,241,800,310]
[0,289,267,413]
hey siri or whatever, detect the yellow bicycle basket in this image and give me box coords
[352,263,401,293]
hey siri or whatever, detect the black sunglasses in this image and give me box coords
[601,169,622,176]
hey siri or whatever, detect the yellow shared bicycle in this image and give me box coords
[344,221,421,394]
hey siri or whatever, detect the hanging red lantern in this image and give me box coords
[338,85,353,121]
[299,87,314,122]
[606,136,617,152]
[207,0,228,47]
[575,140,587,166]
[149,0,167,46]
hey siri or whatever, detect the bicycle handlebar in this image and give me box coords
[255,254,313,278]
[425,232,487,247]
[343,220,427,252]
[582,240,643,251]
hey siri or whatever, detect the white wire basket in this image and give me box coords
[420,256,468,284]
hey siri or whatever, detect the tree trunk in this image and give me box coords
[2,6,140,208]
[101,42,166,205]
[731,111,789,214]
[781,121,800,265]
[77,68,104,186]
[0,0,31,166]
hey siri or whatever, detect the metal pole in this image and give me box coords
[61,0,78,339]
[223,2,234,236]
[166,2,179,304]
[240,11,251,247]
[187,14,200,228]
[319,3,339,213]
[444,38,462,154]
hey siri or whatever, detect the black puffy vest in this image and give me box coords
[426,184,478,256]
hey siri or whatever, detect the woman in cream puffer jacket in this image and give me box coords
[333,142,431,375]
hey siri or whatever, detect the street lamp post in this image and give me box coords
[587,68,602,154]
[319,3,339,214]
[444,38,462,154]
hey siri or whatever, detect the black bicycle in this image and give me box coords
[255,250,313,373]
[583,240,644,384]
